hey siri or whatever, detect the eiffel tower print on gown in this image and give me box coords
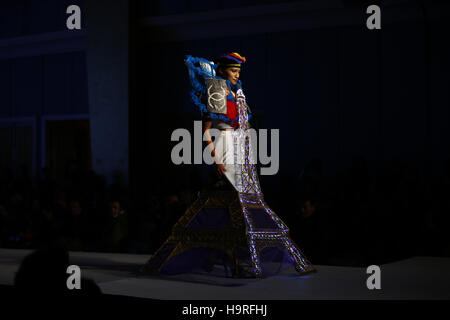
[141,187,316,278]
[141,54,316,278]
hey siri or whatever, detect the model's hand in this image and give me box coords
[216,163,227,177]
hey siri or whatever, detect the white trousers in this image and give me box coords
[213,130,259,194]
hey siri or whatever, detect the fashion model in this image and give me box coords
[141,53,316,278]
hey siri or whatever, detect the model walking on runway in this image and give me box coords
[142,53,316,278]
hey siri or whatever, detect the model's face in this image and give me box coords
[220,67,240,85]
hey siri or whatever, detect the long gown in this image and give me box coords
[141,84,316,278]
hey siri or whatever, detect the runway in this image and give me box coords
[0,249,449,299]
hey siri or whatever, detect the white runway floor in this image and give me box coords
[0,249,449,300]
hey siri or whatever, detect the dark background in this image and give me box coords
[0,0,449,267]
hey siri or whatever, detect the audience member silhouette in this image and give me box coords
[14,246,101,296]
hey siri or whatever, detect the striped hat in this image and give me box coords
[216,52,246,68]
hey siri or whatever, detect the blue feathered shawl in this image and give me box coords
[185,55,252,124]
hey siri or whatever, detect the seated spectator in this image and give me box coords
[100,200,129,252]
[34,206,64,247]
[295,198,330,265]
[61,200,87,251]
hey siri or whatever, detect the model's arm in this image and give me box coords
[203,119,227,176]
[203,120,215,157]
